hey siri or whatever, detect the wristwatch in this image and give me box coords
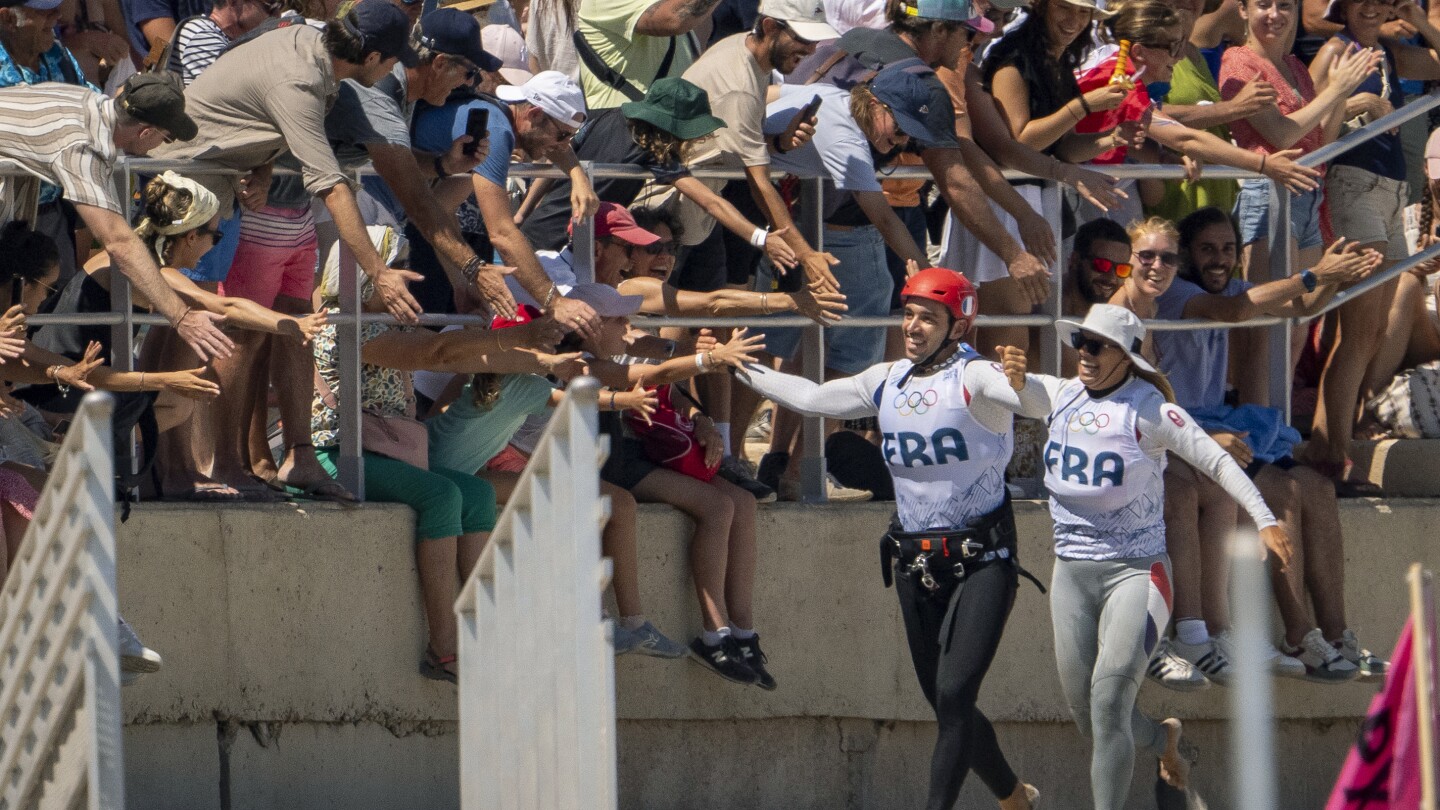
[1299,268,1317,293]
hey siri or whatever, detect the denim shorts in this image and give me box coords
[1234,178,1324,250]
[762,224,892,375]
[181,212,242,283]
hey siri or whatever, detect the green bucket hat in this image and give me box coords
[620,78,726,141]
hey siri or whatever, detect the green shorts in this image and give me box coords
[317,447,498,541]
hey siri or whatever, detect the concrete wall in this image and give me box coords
[116,499,1440,809]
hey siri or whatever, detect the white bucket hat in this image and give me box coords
[1055,303,1155,373]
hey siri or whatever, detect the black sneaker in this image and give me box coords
[756,451,789,493]
[719,457,776,503]
[688,636,757,685]
[731,634,776,690]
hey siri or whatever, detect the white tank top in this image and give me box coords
[878,352,1013,532]
[1043,378,1168,560]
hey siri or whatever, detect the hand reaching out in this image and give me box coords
[995,344,1028,391]
[706,327,765,370]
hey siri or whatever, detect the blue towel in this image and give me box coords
[1187,404,1301,464]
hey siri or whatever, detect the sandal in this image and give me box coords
[420,646,458,684]
[280,478,359,506]
[168,482,246,502]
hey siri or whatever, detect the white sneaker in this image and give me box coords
[1171,637,1234,685]
[117,616,162,683]
[1284,628,1360,683]
[1147,639,1211,692]
[1337,629,1388,682]
[1214,630,1305,678]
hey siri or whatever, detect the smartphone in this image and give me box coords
[463,107,490,156]
[799,93,823,123]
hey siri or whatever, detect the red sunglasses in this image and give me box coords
[1087,256,1133,279]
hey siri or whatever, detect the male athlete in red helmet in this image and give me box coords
[732,267,1047,810]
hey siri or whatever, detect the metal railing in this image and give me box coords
[454,376,615,810]
[0,89,1436,500]
[0,392,122,810]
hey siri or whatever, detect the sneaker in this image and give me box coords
[1147,639,1211,692]
[118,616,162,676]
[1213,630,1305,677]
[1284,628,1360,682]
[625,621,687,659]
[612,623,640,656]
[1171,637,1234,685]
[756,451,788,493]
[1337,629,1388,682]
[719,456,777,503]
[731,634,776,690]
[780,475,872,503]
[745,406,773,442]
[688,636,757,685]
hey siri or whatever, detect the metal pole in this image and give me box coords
[335,189,365,500]
[1039,181,1064,376]
[797,177,826,503]
[1229,528,1278,810]
[1264,181,1293,419]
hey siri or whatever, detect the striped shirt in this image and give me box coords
[175,16,229,86]
[0,83,120,223]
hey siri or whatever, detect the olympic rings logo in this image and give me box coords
[893,389,939,416]
[1066,410,1111,434]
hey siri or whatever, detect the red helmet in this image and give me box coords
[901,268,977,329]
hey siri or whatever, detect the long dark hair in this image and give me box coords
[981,0,1090,119]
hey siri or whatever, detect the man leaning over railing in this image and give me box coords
[0,72,235,361]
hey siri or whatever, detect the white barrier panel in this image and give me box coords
[455,377,616,810]
[0,393,120,810]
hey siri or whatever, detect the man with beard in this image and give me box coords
[1148,206,1388,687]
[1060,218,1133,375]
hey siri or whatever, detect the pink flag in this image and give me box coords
[1326,619,1428,809]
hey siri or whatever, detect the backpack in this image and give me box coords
[1368,360,1440,439]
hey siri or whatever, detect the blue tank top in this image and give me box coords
[1332,31,1406,181]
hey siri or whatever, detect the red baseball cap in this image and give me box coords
[569,202,661,246]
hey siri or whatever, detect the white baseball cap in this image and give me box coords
[1055,304,1155,373]
[496,70,587,128]
[758,0,840,41]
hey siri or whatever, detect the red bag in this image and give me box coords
[625,385,719,482]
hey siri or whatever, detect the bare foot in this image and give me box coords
[1159,718,1191,790]
[998,782,1039,810]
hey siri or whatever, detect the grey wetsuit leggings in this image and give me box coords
[1050,553,1173,810]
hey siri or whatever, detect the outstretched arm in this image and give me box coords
[734,362,889,420]
[1140,400,1277,530]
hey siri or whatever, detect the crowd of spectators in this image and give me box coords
[0,0,1435,693]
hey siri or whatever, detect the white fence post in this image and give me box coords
[455,376,615,810]
[0,393,121,810]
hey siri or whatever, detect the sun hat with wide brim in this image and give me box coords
[620,77,727,141]
[1055,303,1156,373]
[440,0,500,12]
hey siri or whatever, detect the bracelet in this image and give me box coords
[461,255,484,284]
[174,306,193,327]
[749,227,769,248]
[705,351,715,370]
[1069,100,1085,122]
[1258,153,1268,175]
[139,372,146,389]
[1078,94,1092,115]
[492,333,504,353]
[695,353,707,371]
[760,292,771,315]
[542,284,559,310]
[433,154,450,179]
[609,390,617,410]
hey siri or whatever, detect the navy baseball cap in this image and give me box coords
[416,8,503,72]
[868,67,940,146]
[342,0,420,67]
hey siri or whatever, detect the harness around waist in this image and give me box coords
[881,500,1015,588]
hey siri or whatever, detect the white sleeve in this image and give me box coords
[1139,400,1279,529]
[737,362,887,420]
[961,362,1054,433]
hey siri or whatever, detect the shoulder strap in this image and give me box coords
[571,28,675,102]
[803,47,850,86]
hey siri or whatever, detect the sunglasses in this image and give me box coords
[196,226,223,245]
[546,117,577,143]
[446,55,481,84]
[641,240,677,256]
[1069,333,1114,355]
[1136,249,1180,267]
[1087,256,1133,278]
[1142,38,1185,58]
